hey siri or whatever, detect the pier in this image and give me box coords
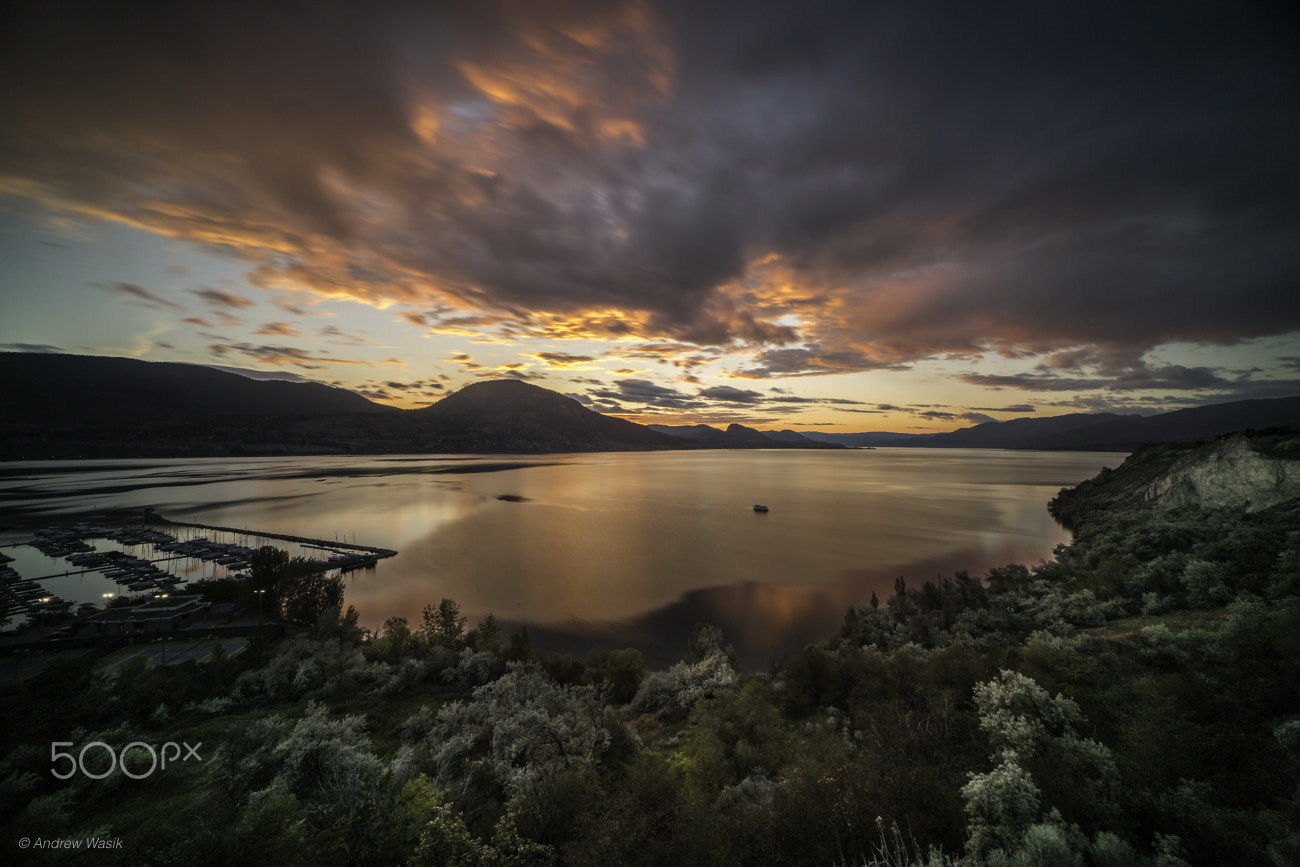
[151,514,398,559]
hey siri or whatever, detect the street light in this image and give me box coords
[254,589,265,626]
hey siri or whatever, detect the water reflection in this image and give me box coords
[0,449,1123,666]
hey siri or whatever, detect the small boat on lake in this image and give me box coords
[753,504,769,512]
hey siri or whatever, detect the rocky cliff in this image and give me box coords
[1048,430,1300,529]
[1138,433,1300,511]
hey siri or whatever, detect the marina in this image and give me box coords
[0,516,398,624]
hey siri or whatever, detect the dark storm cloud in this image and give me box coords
[735,345,910,379]
[697,385,764,404]
[960,360,1234,393]
[590,378,703,409]
[692,385,868,407]
[206,341,385,370]
[960,373,1118,391]
[382,379,443,392]
[1,343,63,353]
[104,282,185,311]
[533,351,598,367]
[2,0,1297,380]
[767,395,866,406]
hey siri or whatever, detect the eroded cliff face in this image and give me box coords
[1139,433,1300,511]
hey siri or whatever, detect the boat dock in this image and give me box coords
[0,515,398,622]
[152,513,398,560]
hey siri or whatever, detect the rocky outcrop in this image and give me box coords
[1139,433,1300,511]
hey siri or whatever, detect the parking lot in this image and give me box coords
[97,638,247,675]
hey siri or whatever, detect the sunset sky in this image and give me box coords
[1,0,1297,432]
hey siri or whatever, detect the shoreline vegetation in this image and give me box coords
[3,432,1299,865]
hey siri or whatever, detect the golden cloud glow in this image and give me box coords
[412,105,440,145]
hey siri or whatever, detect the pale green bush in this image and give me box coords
[431,663,615,805]
[628,650,737,720]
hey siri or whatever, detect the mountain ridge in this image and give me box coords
[3,352,1298,458]
[795,398,1300,451]
[0,352,392,422]
[907,398,1300,451]
[412,379,680,452]
[647,423,842,449]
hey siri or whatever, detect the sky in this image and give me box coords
[1,0,1298,433]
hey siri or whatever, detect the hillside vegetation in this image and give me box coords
[3,433,1298,865]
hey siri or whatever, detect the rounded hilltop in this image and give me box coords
[416,378,680,452]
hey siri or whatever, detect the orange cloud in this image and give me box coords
[253,321,300,337]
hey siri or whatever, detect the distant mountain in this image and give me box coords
[1046,397,1300,451]
[761,429,830,447]
[648,423,843,449]
[5,352,1296,459]
[0,356,689,458]
[722,423,775,446]
[0,352,404,459]
[797,431,936,447]
[412,380,681,452]
[0,352,391,422]
[914,397,1300,451]
[916,412,1138,449]
[649,424,735,445]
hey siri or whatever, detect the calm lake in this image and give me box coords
[0,448,1123,666]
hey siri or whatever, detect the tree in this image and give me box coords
[422,598,467,648]
[282,571,345,628]
[963,670,1121,858]
[508,625,533,662]
[592,648,646,704]
[369,616,417,663]
[466,613,503,655]
[248,546,336,625]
